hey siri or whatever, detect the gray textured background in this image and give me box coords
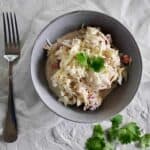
[0,0,150,149]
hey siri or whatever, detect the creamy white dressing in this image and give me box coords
[45,27,127,111]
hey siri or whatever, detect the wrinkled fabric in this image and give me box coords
[0,0,149,149]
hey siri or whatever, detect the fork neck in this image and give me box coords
[9,62,13,79]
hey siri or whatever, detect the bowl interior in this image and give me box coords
[31,11,142,123]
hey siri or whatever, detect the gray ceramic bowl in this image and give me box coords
[31,10,142,123]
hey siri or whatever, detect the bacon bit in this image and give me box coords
[121,54,132,65]
[51,60,60,69]
[96,32,100,36]
[88,93,95,100]
[70,82,76,87]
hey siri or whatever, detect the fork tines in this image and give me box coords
[3,12,20,49]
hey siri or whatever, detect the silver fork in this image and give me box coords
[2,12,20,142]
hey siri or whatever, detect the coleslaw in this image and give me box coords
[45,27,131,111]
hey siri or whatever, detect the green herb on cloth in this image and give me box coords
[85,114,150,150]
[118,122,141,144]
[139,134,150,148]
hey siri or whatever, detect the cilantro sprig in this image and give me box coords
[118,122,141,144]
[139,134,150,148]
[107,114,123,142]
[86,136,105,150]
[86,125,113,150]
[76,52,88,67]
[88,56,105,72]
[76,52,105,72]
[111,114,123,128]
[85,115,150,150]
[93,124,104,139]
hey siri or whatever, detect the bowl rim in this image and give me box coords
[31,10,143,123]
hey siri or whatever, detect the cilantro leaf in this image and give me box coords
[88,56,105,72]
[85,114,150,150]
[86,125,106,150]
[76,52,88,66]
[139,134,150,148]
[104,142,114,150]
[107,115,123,142]
[86,137,105,150]
[93,124,104,139]
[107,127,119,142]
[118,122,141,144]
[111,114,123,128]
[76,52,105,72]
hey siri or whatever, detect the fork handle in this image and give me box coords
[3,62,18,142]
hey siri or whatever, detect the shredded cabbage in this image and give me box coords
[46,27,127,111]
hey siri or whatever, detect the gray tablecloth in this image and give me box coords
[0,0,150,149]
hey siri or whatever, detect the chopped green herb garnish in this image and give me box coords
[76,52,88,66]
[76,52,105,72]
[88,56,105,72]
